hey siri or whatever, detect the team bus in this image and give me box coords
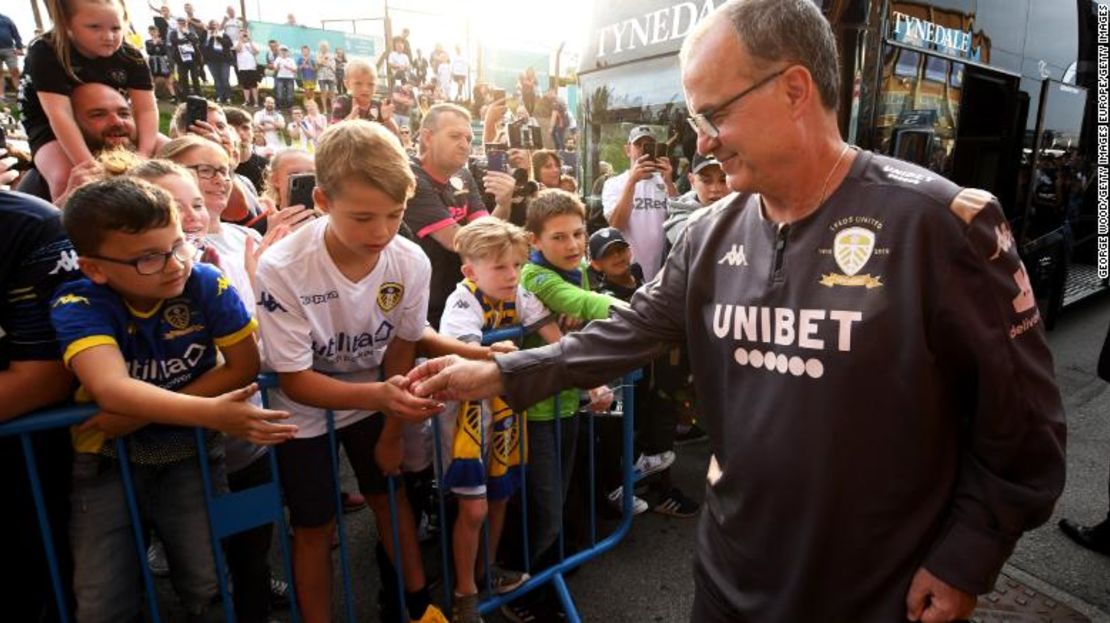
[576,0,1107,327]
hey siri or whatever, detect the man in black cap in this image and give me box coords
[588,226,700,519]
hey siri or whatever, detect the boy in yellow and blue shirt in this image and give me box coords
[50,176,294,622]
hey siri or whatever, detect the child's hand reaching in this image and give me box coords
[487,340,518,358]
[586,386,615,413]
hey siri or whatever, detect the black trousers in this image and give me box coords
[1,429,74,622]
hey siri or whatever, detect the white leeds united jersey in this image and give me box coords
[254,217,432,438]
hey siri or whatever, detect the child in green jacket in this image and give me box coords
[517,190,616,593]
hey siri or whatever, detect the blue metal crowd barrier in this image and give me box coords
[1,324,642,622]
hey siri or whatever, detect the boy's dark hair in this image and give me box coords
[224,106,252,127]
[525,188,586,236]
[63,177,180,256]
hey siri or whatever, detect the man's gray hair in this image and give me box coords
[682,0,840,110]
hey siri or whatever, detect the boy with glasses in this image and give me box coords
[50,176,295,622]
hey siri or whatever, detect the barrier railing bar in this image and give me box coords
[554,390,565,563]
[588,406,597,547]
[266,448,302,623]
[193,428,236,622]
[327,410,359,623]
[430,414,454,610]
[551,572,581,623]
[476,371,638,617]
[385,475,411,622]
[20,432,72,623]
[257,373,303,623]
[114,438,163,623]
[2,328,642,622]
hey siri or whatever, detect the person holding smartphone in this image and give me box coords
[600,126,678,281]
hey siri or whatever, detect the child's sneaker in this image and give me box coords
[341,490,367,513]
[652,487,700,518]
[146,541,170,578]
[452,592,484,623]
[501,599,565,623]
[479,565,529,594]
[674,424,708,445]
[633,450,675,481]
[269,576,291,609]
[606,485,649,515]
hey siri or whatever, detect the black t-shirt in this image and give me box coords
[236,152,269,196]
[19,38,152,152]
[403,157,490,325]
[0,191,82,369]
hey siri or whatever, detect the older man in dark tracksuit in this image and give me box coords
[406,1,1067,621]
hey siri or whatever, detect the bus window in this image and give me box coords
[876,45,958,177]
[579,55,696,198]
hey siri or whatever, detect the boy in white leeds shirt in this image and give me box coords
[255,121,447,623]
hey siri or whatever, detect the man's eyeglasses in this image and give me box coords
[186,164,231,180]
[86,240,196,276]
[686,67,790,139]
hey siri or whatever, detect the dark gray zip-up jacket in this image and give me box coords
[496,151,1066,621]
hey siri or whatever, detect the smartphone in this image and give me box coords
[654,142,669,161]
[491,87,506,102]
[369,99,382,120]
[287,172,317,210]
[507,123,523,150]
[186,95,208,128]
[487,149,508,173]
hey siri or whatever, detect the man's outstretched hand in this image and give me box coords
[905,567,977,622]
[406,355,504,401]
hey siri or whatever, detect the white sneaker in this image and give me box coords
[607,486,649,515]
[633,451,675,481]
[146,540,170,578]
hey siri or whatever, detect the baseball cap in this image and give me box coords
[691,153,722,174]
[589,227,630,260]
[627,126,654,145]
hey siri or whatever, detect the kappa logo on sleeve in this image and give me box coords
[1011,265,1036,314]
[258,291,287,313]
[50,250,80,275]
[989,222,1016,261]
